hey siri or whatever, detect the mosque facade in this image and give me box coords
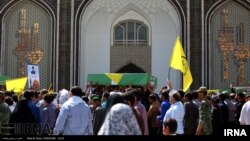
[0,0,249,92]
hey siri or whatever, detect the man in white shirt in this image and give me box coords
[239,96,250,125]
[53,86,93,135]
[164,92,184,134]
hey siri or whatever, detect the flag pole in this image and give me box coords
[168,67,171,81]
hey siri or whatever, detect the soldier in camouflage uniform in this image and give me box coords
[196,86,212,135]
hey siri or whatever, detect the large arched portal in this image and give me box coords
[206,1,250,88]
[78,0,183,92]
[0,0,55,89]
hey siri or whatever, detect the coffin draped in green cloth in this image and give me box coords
[0,76,11,85]
[219,87,250,93]
[87,73,150,86]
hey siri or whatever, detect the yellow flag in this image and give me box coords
[48,83,53,94]
[105,73,123,85]
[169,37,193,92]
[6,77,28,93]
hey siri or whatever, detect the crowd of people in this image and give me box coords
[0,80,250,135]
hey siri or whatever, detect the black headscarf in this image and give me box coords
[105,94,125,116]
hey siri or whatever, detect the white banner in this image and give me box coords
[27,64,40,90]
